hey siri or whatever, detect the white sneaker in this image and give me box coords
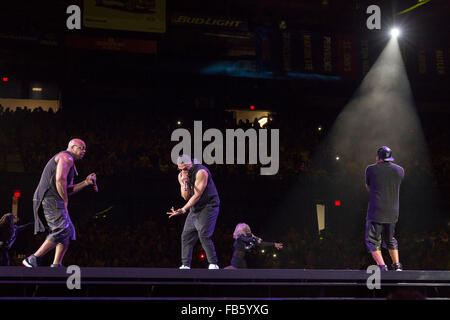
[179,265,190,269]
[208,264,219,269]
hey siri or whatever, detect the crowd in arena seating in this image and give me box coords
[1,104,449,184]
[1,104,449,270]
[9,215,450,270]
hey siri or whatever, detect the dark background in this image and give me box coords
[0,0,448,269]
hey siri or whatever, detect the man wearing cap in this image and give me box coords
[167,155,220,269]
[365,146,404,271]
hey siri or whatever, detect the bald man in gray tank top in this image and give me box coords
[23,139,96,268]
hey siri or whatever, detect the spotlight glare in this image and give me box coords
[390,28,400,38]
[258,116,268,128]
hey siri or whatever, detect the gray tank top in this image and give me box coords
[34,150,75,201]
[33,151,75,234]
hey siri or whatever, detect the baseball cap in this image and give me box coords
[177,154,193,165]
[377,146,394,162]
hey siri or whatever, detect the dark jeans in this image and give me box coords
[42,197,76,245]
[181,205,219,266]
[365,220,399,253]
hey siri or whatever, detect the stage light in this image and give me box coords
[390,28,400,38]
[200,253,205,260]
[177,120,182,126]
[2,77,8,82]
[258,116,268,127]
[32,87,42,92]
[261,249,265,253]
[335,156,340,161]
[335,200,341,207]
[13,190,21,198]
[318,126,322,131]
[250,105,255,110]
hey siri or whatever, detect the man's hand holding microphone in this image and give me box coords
[167,169,189,218]
[85,173,98,192]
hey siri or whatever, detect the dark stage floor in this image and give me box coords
[1,267,449,300]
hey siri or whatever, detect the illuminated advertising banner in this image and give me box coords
[170,13,248,32]
[168,13,253,59]
[66,34,157,54]
[412,45,449,78]
[83,0,166,33]
[337,35,359,80]
[281,31,338,76]
[434,48,448,76]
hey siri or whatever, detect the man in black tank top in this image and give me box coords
[167,155,220,269]
[23,139,96,268]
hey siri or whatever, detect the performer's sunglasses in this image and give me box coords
[74,145,86,151]
[177,167,189,172]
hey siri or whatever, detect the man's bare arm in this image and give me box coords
[68,173,97,195]
[182,169,208,212]
[55,153,73,206]
[69,181,88,195]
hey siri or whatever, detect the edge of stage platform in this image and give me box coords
[1,267,450,282]
[1,267,450,300]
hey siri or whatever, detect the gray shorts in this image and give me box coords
[42,197,76,244]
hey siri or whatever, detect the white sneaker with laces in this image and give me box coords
[208,264,219,269]
[179,265,190,269]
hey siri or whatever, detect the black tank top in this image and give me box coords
[187,164,220,212]
[34,151,75,201]
[33,151,75,234]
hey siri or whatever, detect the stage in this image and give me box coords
[1,267,449,300]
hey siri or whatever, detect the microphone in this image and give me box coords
[91,178,98,192]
